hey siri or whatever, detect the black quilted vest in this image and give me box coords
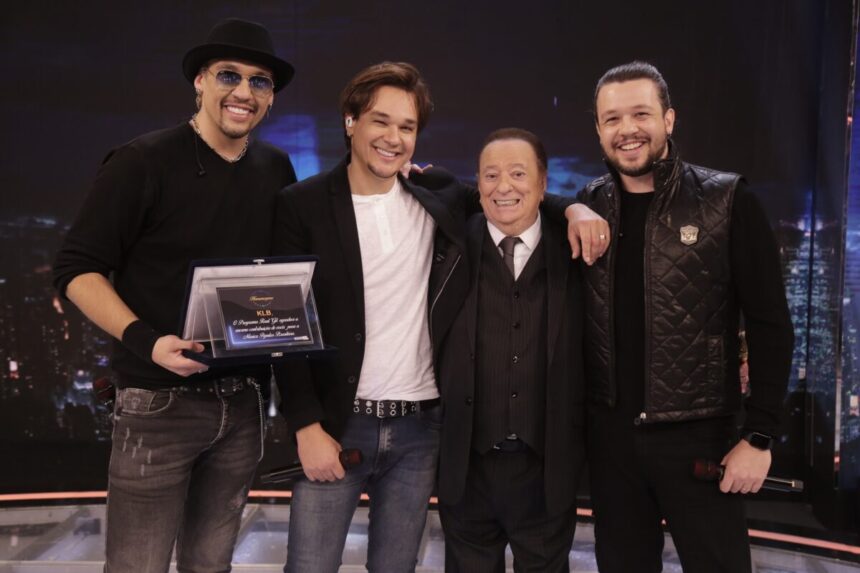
[579,151,743,423]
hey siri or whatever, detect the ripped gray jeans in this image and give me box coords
[104,380,263,573]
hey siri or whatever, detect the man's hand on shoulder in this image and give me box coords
[151,335,208,377]
[565,203,610,265]
[400,162,434,178]
[296,422,346,482]
[402,163,462,194]
[719,439,772,494]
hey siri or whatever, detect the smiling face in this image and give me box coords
[595,78,675,187]
[478,138,546,236]
[346,85,418,189]
[193,59,274,141]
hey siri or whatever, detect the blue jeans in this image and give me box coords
[105,382,263,573]
[285,405,441,573]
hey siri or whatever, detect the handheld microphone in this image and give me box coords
[93,377,116,408]
[260,448,363,484]
[692,460,804,493]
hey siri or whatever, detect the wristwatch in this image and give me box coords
[742,431,774,451]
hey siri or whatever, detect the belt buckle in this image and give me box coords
[215,376,245,398]
[493,434,520,452]
[376,400,385,418]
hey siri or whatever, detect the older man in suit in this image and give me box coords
[436,128,587,573]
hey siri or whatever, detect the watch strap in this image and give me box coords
[742,431,774,451]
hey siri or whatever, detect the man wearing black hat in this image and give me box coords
[52,18,296,572]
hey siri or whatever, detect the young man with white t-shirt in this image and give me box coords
[273,61,468,573]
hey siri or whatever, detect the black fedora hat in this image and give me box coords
[182,18,294,92]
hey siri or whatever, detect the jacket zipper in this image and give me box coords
[607,190,620,407]
[428,252,462,342]
[639,187,661,425]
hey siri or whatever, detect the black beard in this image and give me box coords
[607,140,667,178]
[221,124,252,139]
[610,156,656,177]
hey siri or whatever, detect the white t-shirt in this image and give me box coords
[351,179,439,401]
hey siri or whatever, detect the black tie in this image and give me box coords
[499,236,521,277]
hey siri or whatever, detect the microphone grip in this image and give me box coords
[260,448,363,485]
[759,475,804,493]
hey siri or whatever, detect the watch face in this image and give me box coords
[746,432,773,450]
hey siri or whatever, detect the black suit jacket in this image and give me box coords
[272,155,471,440]
[437,210,587,514]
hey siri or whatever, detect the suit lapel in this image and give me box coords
[328,158,366,325]
[543,214,568,369]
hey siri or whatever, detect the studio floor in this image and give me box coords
[0,504,857,572]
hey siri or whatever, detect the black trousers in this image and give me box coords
[439,447,577,573]
[587,405,751,573]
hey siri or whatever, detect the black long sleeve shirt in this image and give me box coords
[53,122,296,388]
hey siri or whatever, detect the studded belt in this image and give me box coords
[170,376,256,398]
[353,398,440,418]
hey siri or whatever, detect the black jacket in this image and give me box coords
[436,211,586,513]
[578,148,793,428]
[272,156,470,440]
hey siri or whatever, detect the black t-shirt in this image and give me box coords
[613,189,652,416]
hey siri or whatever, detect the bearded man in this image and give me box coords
[574,61,794,573]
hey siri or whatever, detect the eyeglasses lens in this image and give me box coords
[214,70,273,95]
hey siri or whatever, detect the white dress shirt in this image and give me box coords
[486,213,543,280]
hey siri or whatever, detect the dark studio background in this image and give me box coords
[1,0,858,544]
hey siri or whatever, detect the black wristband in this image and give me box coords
[121,320,161,364]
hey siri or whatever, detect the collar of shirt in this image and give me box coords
[486,213,542,252]
[351,178,401,203]
[487,213,542,279]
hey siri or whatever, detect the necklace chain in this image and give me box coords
[190,115,249,163]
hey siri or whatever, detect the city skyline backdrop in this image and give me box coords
[1,0,856,537]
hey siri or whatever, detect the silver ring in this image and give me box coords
[599,234,607,241]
